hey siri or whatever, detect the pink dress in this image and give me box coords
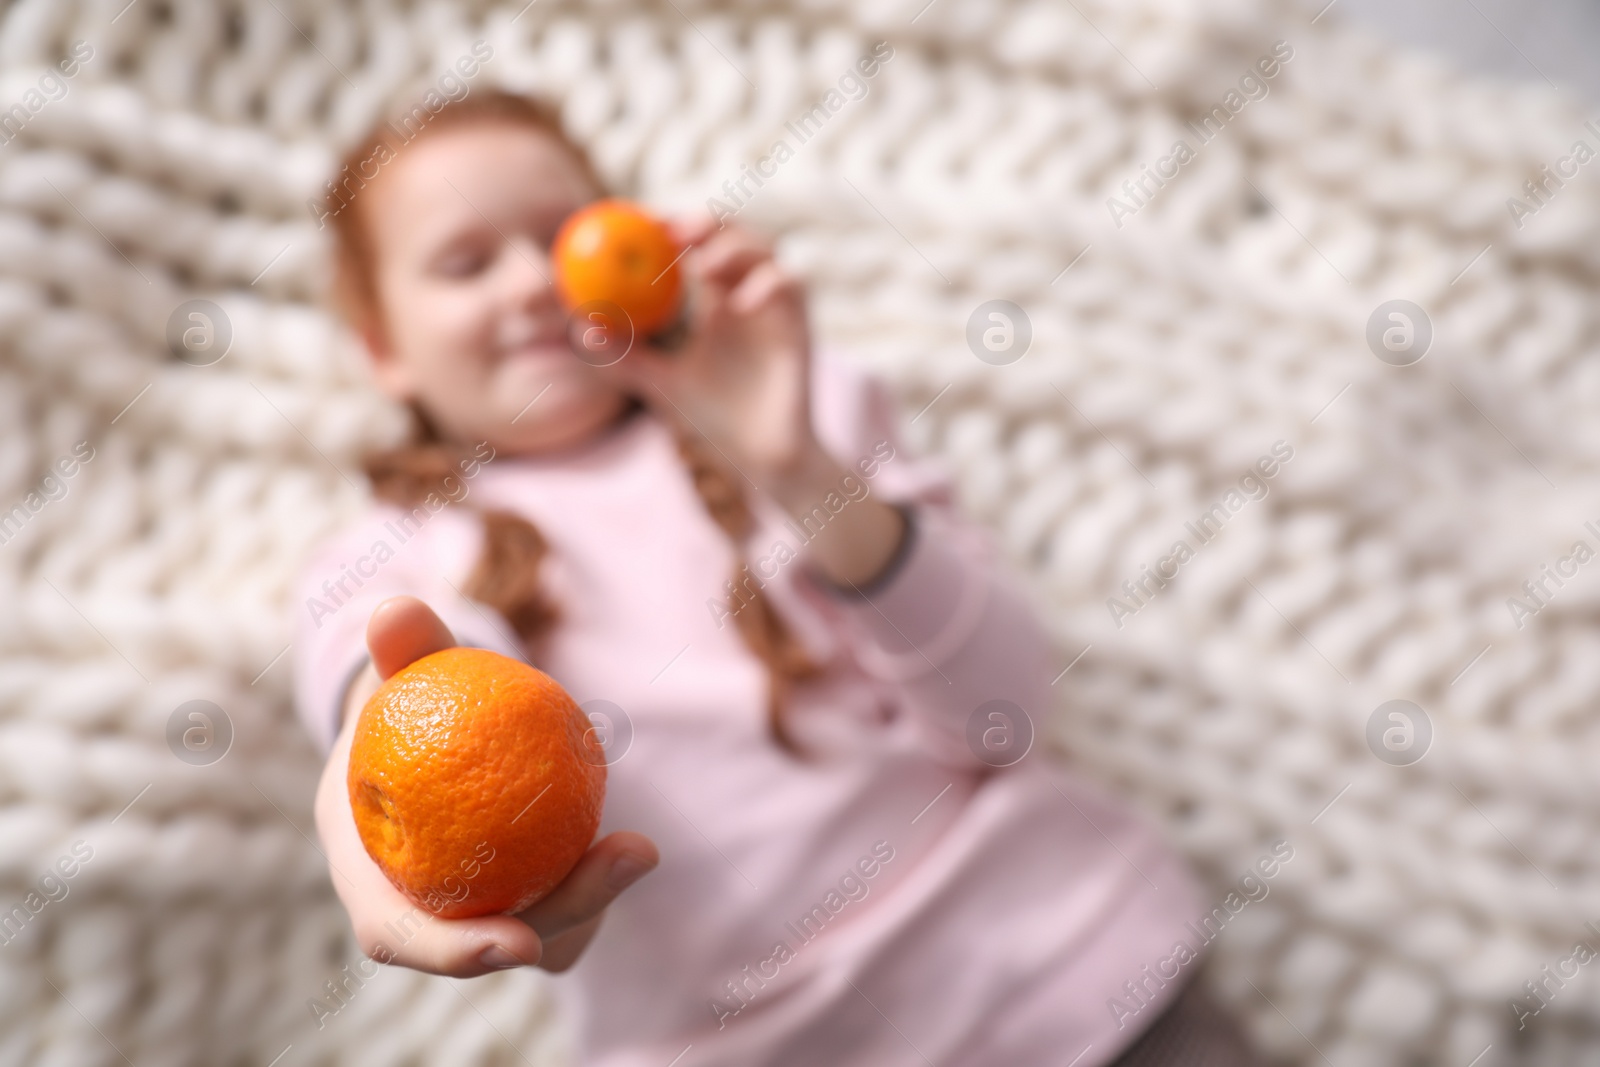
[293,353,1204,1067]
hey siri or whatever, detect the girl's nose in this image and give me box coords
[505,235,558,305]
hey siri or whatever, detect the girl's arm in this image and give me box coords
[799,361,1059,772]
[817,502,1057,772]
[611,215,1054,771]
[762,446,909,587]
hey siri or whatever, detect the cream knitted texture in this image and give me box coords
[0,0,1594,1064]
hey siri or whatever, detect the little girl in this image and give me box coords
[294,89,1264,1066]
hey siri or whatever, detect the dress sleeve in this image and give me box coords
[791,353,1058,772]
[290,504,527,758]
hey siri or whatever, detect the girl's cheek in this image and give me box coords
[395,282,482,350]
[436,289,501,354]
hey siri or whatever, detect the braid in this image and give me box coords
[671,431,821,758]
[363,404,561,651]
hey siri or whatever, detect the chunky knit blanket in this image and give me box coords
[0,0,1595,1064]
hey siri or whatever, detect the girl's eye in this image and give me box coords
[435,245,492,278]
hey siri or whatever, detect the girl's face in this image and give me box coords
[358,121,629,455]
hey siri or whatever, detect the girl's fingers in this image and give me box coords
[339,841,545,977]
[667,213,720,248]
[366,596,456,679]
[354,909,546,978]
[344,831,658,977]
[594,335,671,401]
[514,831,660,943]
[533,913,604,973]
[729,260,802,316]
[692,231,775,290]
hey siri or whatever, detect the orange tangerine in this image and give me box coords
[552,198,684,336]
[348,647,606,919]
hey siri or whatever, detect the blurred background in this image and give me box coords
[1340,0,1600,102]
[0,0,1597,1065]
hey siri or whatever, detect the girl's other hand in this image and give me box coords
[606,216,909,588]
[607,216,821,492]
[313,596,659,977]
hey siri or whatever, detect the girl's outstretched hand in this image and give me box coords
[313,596,659,977]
